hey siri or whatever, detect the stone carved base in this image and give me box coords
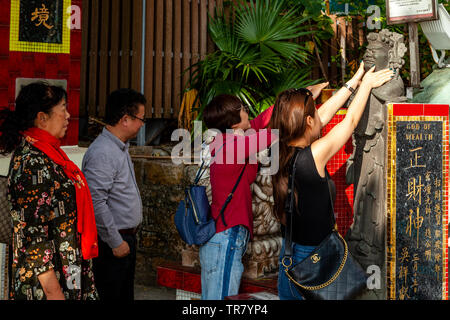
[180,235,282,280]
[181,247,200,268]
[242,234,282,279]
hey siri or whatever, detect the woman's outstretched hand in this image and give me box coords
[361,66,394,89]
[307,82,329,100]
[350,61,366,86]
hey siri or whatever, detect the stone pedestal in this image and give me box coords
[242,171,281,279]
[181,247,200,267]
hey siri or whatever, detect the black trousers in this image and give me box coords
[92,233,137,301]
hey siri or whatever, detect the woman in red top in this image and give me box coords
[200,94,274,300]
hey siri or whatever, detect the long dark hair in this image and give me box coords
[268,88,316,221]
[0,82,67,155]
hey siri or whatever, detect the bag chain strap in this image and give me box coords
[284,232,349,291]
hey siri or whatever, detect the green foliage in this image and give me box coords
[186,0,333,122]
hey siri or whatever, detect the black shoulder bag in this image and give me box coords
[281,149,367,300]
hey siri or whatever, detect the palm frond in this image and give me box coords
[271,68,321,97]
[234,0,313,63]
[187,0,331,126]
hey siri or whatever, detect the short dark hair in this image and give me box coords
[104,88,147,126]
[203,94,242,132]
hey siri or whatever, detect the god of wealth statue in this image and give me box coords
[345,29,408,299]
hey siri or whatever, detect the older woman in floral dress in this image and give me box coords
[0,82,98,300]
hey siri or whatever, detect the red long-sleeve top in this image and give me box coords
[209,105,276,239]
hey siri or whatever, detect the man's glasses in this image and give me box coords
[128,114,147,124]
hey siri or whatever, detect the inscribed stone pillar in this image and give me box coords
[385,104,449,300]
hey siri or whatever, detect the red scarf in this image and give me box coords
[23,127,98,260]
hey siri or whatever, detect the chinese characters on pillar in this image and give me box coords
[388,116,448,300]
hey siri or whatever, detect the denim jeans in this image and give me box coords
[199,225,250,300]
[277,238,316,300]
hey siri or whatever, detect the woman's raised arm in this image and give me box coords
[311,66,394,176]
[317,62,366,128]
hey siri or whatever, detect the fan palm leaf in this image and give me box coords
[271,68,320,97]
[234,0,313,63]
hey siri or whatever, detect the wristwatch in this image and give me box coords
[344,83,356,94]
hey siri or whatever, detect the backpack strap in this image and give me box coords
[194,139,248,227]
[194,142,226,184]
[218,162,247,227]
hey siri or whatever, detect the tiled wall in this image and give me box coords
[0,0,82,146]
[321,109,355,236]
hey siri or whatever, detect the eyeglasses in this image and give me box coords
[128,114,147,124]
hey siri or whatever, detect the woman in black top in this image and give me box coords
[269,62,394,300]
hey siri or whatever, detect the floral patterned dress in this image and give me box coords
[7,139,98,300]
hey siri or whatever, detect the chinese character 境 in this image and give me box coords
[31,4,54,30]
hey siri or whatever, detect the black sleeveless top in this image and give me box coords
[281,146,336,246]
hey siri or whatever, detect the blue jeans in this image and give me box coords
[278,238,316,300]
[199,225,250,300]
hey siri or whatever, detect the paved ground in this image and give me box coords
[134,284,177,300]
